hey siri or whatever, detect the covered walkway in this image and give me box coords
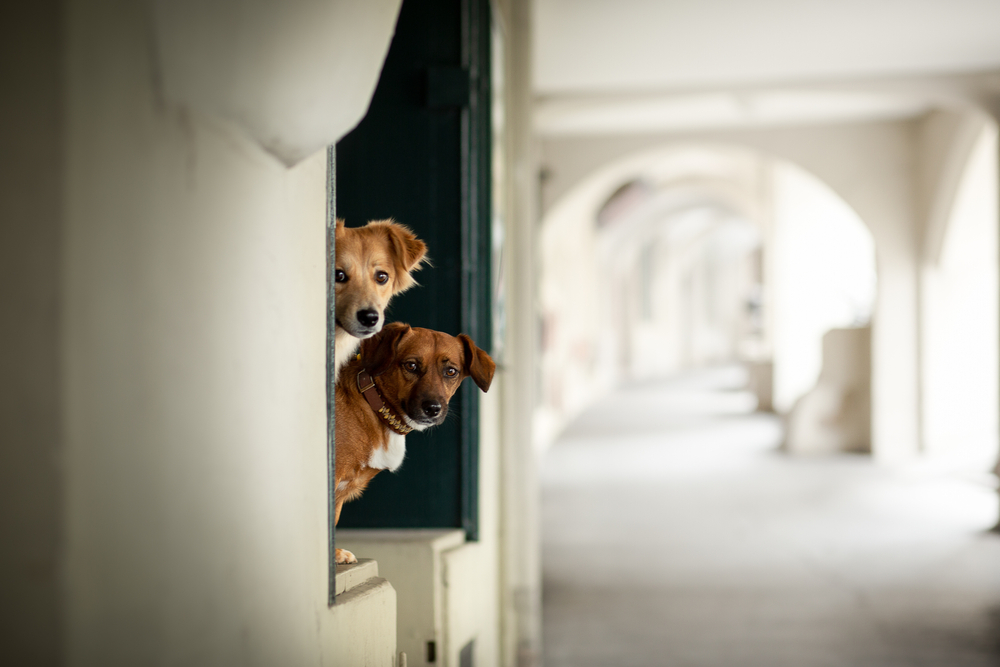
[542,367,1000,667]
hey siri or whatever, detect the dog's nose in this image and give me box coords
[356,309,379,328]
[422,400,442,418]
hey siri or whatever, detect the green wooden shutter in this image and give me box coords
[334,0,492,539]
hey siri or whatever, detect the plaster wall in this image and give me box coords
[329,578,398,666]
[920,124,999,465]
[149,0,402,165]
[917,109,988,263]
[0,2,63,663]
[495,1,544,664]
[467,376,503,667]
[2,0,402,664]
[64,3,337,662]
[769,162,876,413]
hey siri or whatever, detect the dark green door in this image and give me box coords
[334,0,491,539]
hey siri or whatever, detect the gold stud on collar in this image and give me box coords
[357,368,413,435]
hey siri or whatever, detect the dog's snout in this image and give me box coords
[421,400,442,418]
[356,309,379,328]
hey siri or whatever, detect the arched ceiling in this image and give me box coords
[535,0,1000,94]
[534,0,1000,134]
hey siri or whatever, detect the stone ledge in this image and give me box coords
[335,558,379,597]
[332,575,392,606]
[327,575,396,666]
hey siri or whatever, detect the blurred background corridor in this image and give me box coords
[533,1,1000,665]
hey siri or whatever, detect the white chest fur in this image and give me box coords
[367,431,407,472]
[333,331,362,383]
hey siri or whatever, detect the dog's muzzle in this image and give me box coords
[407,397,447,426]
[340,309,382,338]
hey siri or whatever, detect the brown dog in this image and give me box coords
[334,219,428,382]
[334,322,495,564]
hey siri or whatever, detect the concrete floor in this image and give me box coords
[541,368,1000,667]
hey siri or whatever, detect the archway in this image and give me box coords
[536,142,877,448]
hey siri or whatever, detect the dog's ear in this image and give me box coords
[331,219,345,259]
[458,334,496,393]
[386,222,428,274]
[369,220,428,293]
[360,322,411,377]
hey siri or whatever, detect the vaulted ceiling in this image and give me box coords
[533,0,1000,133]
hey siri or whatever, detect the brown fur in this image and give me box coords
[334,323,495,564]
[334,219,428,382]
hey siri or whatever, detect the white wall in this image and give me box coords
[64,3,337,662]
[3,0,403,664]
[495,1,545,663]
[921,124,999,467]
[770,162,876,412]
[150,0,402,165]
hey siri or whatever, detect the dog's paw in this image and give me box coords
[335,548,357,564]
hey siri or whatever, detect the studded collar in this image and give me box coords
[356,368,413,436]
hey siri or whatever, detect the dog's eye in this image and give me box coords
[403,361,418,372]
[375,271,389,285]
[444,367,458,378]
[335,269,347,283]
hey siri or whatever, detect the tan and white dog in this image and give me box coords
[334,218,428,382]
[333,323,495,564]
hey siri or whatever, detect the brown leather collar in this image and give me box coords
[356,369,413,435]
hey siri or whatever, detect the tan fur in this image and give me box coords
[333,323,495,564]
[334,219,428,382]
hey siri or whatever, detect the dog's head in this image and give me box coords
[335,219,428,340]
[360,323,496,429]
